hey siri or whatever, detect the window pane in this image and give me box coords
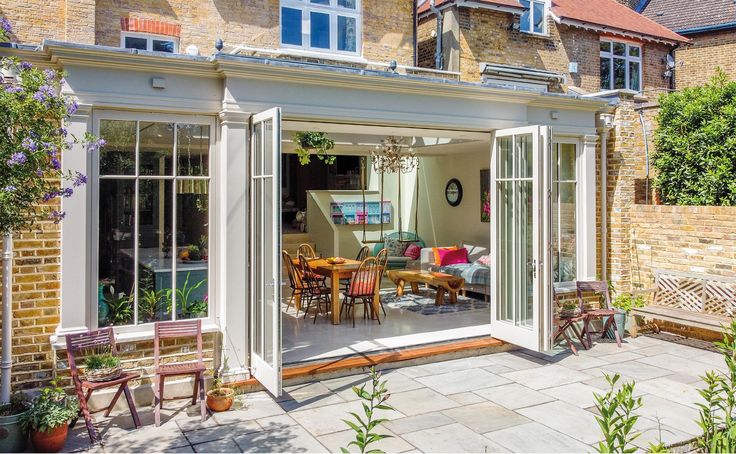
[557,143,576,181]
[338,0,357,8]
[553,182,577,283]
[99,120,136,175]
[613,42,626,56]
[533,1,545,34]
[519,0,531,32]
[629,46,641,58]
[98,179,136,327]
[137,179,173,323]
[176,180,209,319]
[281,7,302,46]
[498,136,513,179]
[337,15,357,52]
[152,39,175,53]
[139,122,174,176]
[629,61,641,91]
[310,11,330,49]
[311,0,330,4]
[518,134,533,178]
[600,58,611,90]
[614,58,626,89]
[124,36,147,50]
[177,124,210,176]
[600,41,611,53]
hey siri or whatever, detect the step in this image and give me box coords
[283,233,313,243]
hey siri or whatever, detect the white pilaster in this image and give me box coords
[579,134,599,281]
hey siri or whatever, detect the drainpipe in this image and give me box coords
[598,115,613,284]
[638,110,650,204]
[413,0,418,67]
[429,0,443,70]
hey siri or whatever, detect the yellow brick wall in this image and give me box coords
[675,30,736,89]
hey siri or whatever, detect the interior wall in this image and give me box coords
[417,147,491,248]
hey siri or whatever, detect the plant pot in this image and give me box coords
[0,409,29,453]
[30,423,69,453]
[605,311,628,340]
[206,388,235,412]
[85,365,122,382]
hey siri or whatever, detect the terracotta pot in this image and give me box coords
[30,423,69,453]
[206,388,235,412]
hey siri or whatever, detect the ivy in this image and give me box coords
[293,131,336,165]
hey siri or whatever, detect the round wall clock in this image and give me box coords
[445,178,463,207]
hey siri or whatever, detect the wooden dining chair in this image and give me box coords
[66,327,141,443]
[341,257,382,327]
[551,286,588,355]
[375,248,389,316]
[578,280,622,349]
[153,320,206,427]
[298,254,332,323]
[283,250,304,315]
[297,243,318,259]
[342,246,372,292]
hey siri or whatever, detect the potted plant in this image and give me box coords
[610,292,646,338]
[21,382,79,453]
[187,244,202,261]
[0,392,30,453]
[559,299,580,318]
[83,348,122,383]
[293,131,336,165]
[205,371,235,413]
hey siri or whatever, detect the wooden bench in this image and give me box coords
[631,269,736,336]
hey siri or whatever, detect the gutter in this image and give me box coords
[676,22,736,36]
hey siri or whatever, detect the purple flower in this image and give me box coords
[50,210,66,223]
[21,137,37,152]
[60,187,74,198]
[19,61,32,70]
[4,85,22,94]
[32,84,55,105]
[7,152,26,166]
[2,185,16,192]
[42,191,58,202]
[36,168,44,177]
[50,157,61,170]
[66,100,78,115]
[43,68,56,81]
[86,138,106,153]
[0,18,12,34]
[72,172,87,187]
[57,127,67,136]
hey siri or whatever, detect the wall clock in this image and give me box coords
[445,178,463,207]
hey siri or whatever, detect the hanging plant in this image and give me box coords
[293,131,336,165]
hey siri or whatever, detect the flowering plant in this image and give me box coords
[0,19,104,234]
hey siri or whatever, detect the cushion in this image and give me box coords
[439,248,470,266]
[432,246,458,265]
[477,254,492,266]
[404,244,422,260]
[384,236,409,257]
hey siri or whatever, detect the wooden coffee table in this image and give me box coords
[387,270,465,306]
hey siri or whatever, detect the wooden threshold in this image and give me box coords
[230,336,508,390]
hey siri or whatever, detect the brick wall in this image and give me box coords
[675,30,736,88]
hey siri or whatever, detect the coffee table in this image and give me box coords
[387,270,465,306]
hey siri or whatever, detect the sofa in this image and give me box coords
[373,232,425,270]
[420,241,491,299]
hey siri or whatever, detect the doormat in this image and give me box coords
[380,289,490,315]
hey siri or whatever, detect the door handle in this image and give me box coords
[532,260,537,279]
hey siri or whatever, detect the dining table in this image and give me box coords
[292,257,381,325]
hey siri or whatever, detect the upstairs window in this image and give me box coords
[280,0,361,55]
[121,32,178,53]
[600,40,642,92]
[520,0,547,35]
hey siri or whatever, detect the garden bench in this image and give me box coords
[630,269,736,336]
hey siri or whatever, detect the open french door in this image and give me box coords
[490,126,553,352]
[249,107,283,397]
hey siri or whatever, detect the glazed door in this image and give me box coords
[249,108,282,397]
[490,126,552,352]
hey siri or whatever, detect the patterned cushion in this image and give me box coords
[404,243,422,260]
[384,236,410,257]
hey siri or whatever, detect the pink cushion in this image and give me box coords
[477,254,491,266]
[404,244,421,260]
[439,248,470,266]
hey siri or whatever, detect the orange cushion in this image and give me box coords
[432,246,458,265]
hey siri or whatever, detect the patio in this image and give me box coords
[65,334,721,453]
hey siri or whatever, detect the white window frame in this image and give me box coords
[520,0,549,36]
[279,0,362,56]
[90,111,217,337]
[551,138,580,285]
[121,31,179,53]
[600,40,642,92]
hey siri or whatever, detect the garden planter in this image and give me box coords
[85,365,122,383]
[30,424,69,453]
[206,388,235,412]
[0,410,28,453]
[606,312,628,340]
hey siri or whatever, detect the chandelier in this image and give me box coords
[370,136,418,174]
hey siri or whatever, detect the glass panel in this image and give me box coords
[337,15,357,52]
[152,39,175,53]
[338,0,357,8]
[254,179,263,357]
[518,134,533,178]
[553,143,577,283]
[124,36,147,50]
[311,0,330,4]
[498,137,513,178]
[520,180,534,327]
[281,7,302,46]
[532,1,545,34]
[254,123,263,177]
[264,173,274,365]
[629,61,641,91]
[600,41,611,53]
[137,179,173,323]
[98,179,136,327]
[600,57,611,90]
[557,143,576,181]
[264,120,273,176]
[176,180,209,320]
[629,46,640,58]
[310,11,330,49]
[614,58,626,89]
[613,42,626,56]
[139,122,174,176]
[519,0,531,32]
[99,120,136,175]
[498,180,514,323]
[177,124,210,176]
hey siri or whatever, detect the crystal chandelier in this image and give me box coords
[370,136,418,174]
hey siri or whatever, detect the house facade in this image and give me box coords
[0,0,685,400]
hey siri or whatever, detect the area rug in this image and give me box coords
[380,288,490,315]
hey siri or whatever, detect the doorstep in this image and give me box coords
[231,336,517,393]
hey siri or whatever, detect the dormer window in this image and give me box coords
[520,0,547,35]
[280,0,361,55]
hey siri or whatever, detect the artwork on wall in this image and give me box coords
[330,201,391,225]
[481,169,491,223]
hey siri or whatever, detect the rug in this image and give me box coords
[380,289,490,315]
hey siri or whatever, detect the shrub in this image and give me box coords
[594,373,642,453]
[20,382,79,433]
[653,70,736,206]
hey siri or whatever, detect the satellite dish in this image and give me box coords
[666,54,676,69]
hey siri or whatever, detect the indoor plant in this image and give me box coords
[83,349,122,383]
[20,382,79,453]
[205,370,235,412]
[0,392,30,453]
[293,131,336,165]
